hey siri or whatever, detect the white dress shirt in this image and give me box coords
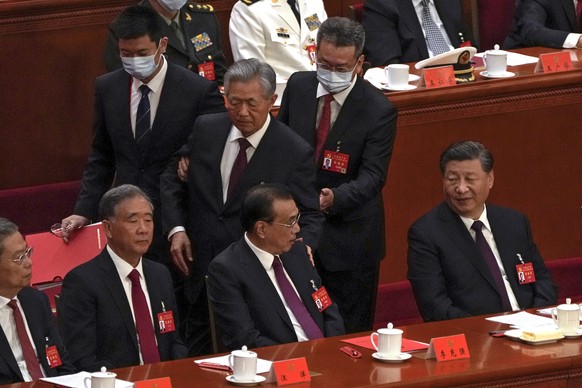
[315,74,357,133]
[563,0,582,48]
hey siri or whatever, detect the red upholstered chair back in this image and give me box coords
[477,0,517,50]
[545,257,582,304]
[349,3,364,23]
[373,281,423,330]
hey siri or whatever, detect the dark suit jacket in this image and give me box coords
[504,0,578,49]
[278,73,397,271]
[207,238,345,350]
[362,0,473,67]
[0,287,75,384]
[407,202,557,322]
[58,249,187,371]
[104,0,228,83]
[161,112,324,302]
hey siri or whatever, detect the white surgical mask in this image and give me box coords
[121,45,161,80]
[316,66,355,93]
[159,0,188,11]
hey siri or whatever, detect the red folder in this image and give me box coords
[26,223,106,285]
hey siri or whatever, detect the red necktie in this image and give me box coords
[227,138,252,200]
[127,270,160,364]
[8,300,43,380]
[471,221,512,311]
[272,256,324,340]
[314,94,334,162]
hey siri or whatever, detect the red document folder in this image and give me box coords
[341,335,429,352]
[26,223,106,285]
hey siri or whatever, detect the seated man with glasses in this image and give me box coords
[0,218,75,384]
[278,17,397,334]
[207,184,344,350]
[160,58,324,356]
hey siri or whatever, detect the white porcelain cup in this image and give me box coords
[483,44,507,76]
[552,298,581,335]
[385,64,409,88]
[228,346,257,381]
[370,323,403,358]
[83,371,116,388]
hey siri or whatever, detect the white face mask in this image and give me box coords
[121,46,161,80]
[159,0,188,11]
[316,66,355,94]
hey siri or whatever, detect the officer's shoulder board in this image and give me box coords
[240,0,261,6]
[187,1,215,12]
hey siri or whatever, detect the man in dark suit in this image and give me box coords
[407,141,557,322]
[0,218,74,384]
[504,0,582,49]
[278,17,396,333]
[61,5,225,269]
[59,185,187,371]
[208,184,344,350]
[362,0,473,67]
[161,58,323,355]
[105,0,229,84]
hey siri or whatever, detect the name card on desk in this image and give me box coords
[135,377,172,388]
[266,357,310,385]
[535,52,573,73]
[420,65,456,89]
[426,334,470,362]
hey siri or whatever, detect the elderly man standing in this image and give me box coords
[59,185,186,371]
[0,218,74,383]
[408,141,557,321]
[161,58,323,355]
[208,184,344,350]
[278,17,397,333]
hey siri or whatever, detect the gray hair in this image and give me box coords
[98,184,153,221]
[0,218,19,257]
[439,141,494,174]
[317,17,365,57]
[223,58,276,98]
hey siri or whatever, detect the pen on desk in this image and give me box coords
[488,330,507,337]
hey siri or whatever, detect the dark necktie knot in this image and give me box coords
[471,220,484,232]
[238,137,251,152]
[7,299,17,310]
[139,85,150,97]
[128,269,141,286]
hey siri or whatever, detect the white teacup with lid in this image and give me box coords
[483,44,508,76]
[552,298,581,335]
[370,322,403,358]
[228,345,257,381]
[84,367,116,388]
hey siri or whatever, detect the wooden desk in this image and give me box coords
[6,311,582,387]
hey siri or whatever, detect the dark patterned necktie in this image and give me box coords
[420,0,450,56]
[227,138,252,200]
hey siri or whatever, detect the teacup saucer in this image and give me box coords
[480,70,515,79]
[383,84,417,92]
[226,375,266,386]
[563,329,582,338]
[372,352,412,363]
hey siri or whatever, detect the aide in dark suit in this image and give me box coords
[0,218,74,384]
[59,185,187,371]
[504,0,582,49]
[407,141,557,322]
[208,184,344,350]
[279,17,397,333]
[61,5,225,267]
[362,0,473,67]
[105,0,228,83]
[161,59,323,355]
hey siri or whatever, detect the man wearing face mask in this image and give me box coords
[105,0,229,84]
[61,5,225,273]
[278,17,397,334]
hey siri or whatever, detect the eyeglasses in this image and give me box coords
[316,61,358,74]
[5,246,33,264]
[268,213,301,229]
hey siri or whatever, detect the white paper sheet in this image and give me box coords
[474,52,539,67]
[40,371,134,387]
[195,355,272,374]
[485,311,555,329]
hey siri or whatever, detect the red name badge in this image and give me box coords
[516,262,536,284]
[135,377,172,388]
[306,44,317,65]
[45,345,62,368]
[322,151,349,174]
[537,51,573,73]
[422,65,456,89]
[426,334,470,362]
[311,286,332,312]
[267,357,310,386]
[198,62,216,81]
[157,311,176,333]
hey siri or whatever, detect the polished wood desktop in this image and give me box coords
[6,310,582,387]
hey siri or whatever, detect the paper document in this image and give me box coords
[486,311,555,328]
[41,371,133,387]
[195,355,272,374]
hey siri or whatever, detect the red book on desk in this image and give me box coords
[26,223,105,285]
[342,335,429,352]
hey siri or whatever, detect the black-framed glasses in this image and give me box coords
[269,213,301,229]
[6,246,33,264]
